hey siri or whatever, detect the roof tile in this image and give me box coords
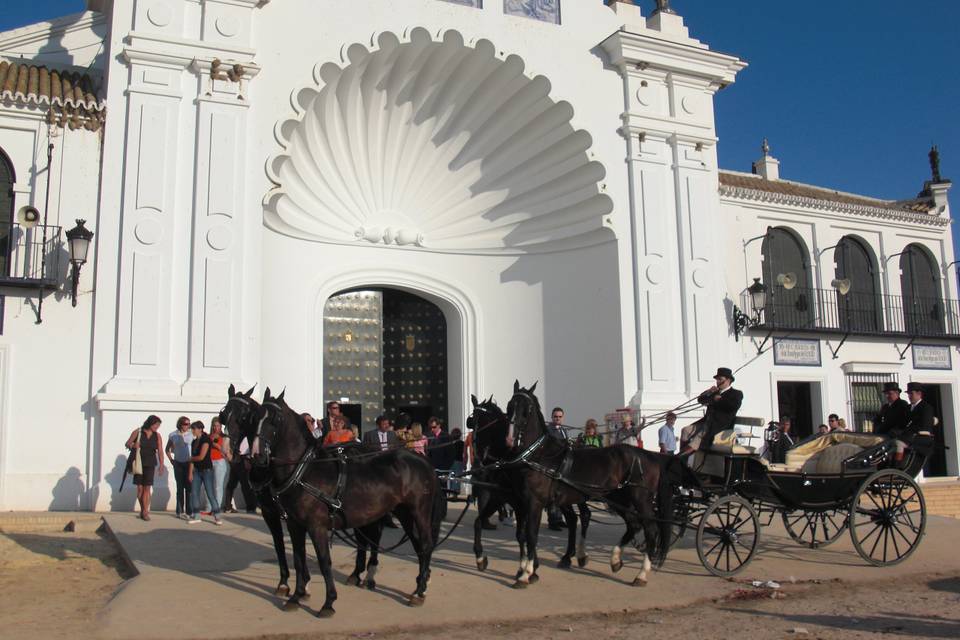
[0,59,105,130]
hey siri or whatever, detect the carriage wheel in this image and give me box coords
[667,490,693,547]
[695,495,760,577]
[781,509,848,549]
[849,469,926,567]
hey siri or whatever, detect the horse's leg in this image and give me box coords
[513,503,541,588]
[394,507,427,606]
[307,527,338,617]
[558,505,577,568]
[473,489,500,571]
[577,502,591,567]
[360,522,383,591]
[610,509,635,575]
[513,502,527,580]
[346,526,366,587]
[260,497,292,596]
[283,518,309,610]
[632,492,659,587]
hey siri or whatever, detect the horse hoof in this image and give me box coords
[408,595,425,607]
[558,557,572,569]
[275,584,290,596]
[632,577,648,587]
[345,574,361,587]
[511,580,528,590]
[611,561,623,574]
[283,599,300,611]
[577,556,589,568]
[317,607,336,618]
[529,574,540,584]
[477,556,488,572]
[366,580,377,591]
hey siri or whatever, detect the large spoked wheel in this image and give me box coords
[849,469,926,567]
[781,509,848,549]
[696,495,760,577]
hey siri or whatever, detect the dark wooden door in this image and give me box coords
[777,381,814,440]
[0,151,14,277]
[900,245,944,335]
[922,385,948,477]
[835,236,881,332]
[762,228,813,326]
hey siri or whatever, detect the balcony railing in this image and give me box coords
[740,285,960,339]
[0,223,63,289]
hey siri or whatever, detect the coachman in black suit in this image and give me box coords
[873,382,910,437]
[695,367,744,452]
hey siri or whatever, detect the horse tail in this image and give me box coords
[653,454,675,567]
[430,473,447,544]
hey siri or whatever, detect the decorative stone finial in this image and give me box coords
[929,145,943,183]
[653,0,676,15]
[761,138,770,155]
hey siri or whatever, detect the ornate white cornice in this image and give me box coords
[719,183,947,228]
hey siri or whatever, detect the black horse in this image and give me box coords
[220,384,309,598]
[468,395,590,576]
[250,388,445,615]
[505,381,674,588]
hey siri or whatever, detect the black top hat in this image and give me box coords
[882,382,901,393]
[905,382,925,394]
[714,367,735,382]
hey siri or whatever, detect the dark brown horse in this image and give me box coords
[468,395,590,576]
[220,384,309,598]
[505,381,673,588]
[250,388,445,615]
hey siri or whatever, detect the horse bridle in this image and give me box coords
[219,394,256,458]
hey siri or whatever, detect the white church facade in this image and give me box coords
[0,0,955,511]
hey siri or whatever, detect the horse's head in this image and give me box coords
[469,393,511,460]
[219,384,259,455]
[250,387,302,467]
[506,380,543,450]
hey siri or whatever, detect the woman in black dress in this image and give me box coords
[125,415,166,520]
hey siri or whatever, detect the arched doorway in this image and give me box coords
[899,244,944,335]
[322,288,448,436]
[834,235,881,332]
[762,227,813,325]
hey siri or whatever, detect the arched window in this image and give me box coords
[761,227,813,326]
[899,244,944,335]
[0,147,14,277]
[834,235,881,333]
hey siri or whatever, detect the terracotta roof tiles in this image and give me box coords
[0,59,105,130]
[719,170,936,217]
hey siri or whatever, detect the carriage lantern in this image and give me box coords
[65,219,94,307]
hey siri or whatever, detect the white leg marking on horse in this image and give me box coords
[576,531,587,560]
[521,557,534,582]
[517,553,527,582]
[636,554,651,585]
[365,563,378,583]
[610,545,622,567]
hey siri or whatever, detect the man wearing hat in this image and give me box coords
[900,382,937,462]
[873,382,910,440]
[690,367,744,452]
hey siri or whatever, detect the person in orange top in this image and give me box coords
[323,414,354,446]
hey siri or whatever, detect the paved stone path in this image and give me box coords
[99,507,960,639]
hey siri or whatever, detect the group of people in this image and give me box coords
[124,414,256,524]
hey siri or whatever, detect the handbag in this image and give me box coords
[132,433,144,475]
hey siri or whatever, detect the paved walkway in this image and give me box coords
[99,507,960,639]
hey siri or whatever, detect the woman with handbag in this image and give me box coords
[125,415,166,521]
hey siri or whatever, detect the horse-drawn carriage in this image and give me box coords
[672,427,933,576]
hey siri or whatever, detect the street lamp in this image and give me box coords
[733,277,767,340]
[65,219,94,307]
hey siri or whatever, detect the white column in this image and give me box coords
[600,5,746,411]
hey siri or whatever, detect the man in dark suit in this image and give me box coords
[901,382,936,462]
[362,415,398,452]
[694,367,744,452]
[873,382,910,438]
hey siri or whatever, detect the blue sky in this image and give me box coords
[2,1,958,243]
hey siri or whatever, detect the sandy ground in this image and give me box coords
[242,572,960,640]
[0,526,134,640]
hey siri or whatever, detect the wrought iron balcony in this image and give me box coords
[0,223,63,290]
[739,285,960,339]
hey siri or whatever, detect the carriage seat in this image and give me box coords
[708,429,756,455]
[783,432,887,474]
